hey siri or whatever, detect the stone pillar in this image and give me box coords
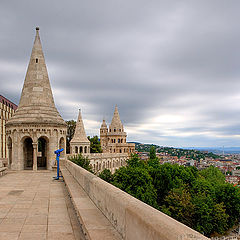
[32,142,38,171]
[7,144,12,168]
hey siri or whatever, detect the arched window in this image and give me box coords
[120,149,122,153]
[80,146,83,153]
[84,146,87,153]
[75,146,78,154]
[118,139,120,143]
[114,128,116,132]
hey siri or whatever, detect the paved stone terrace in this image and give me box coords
[0,171,85,240]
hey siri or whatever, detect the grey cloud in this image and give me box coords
[1,0,240,147]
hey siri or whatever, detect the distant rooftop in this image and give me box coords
[0,95,18,110]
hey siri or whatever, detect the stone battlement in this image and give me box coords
[62,159,209,240]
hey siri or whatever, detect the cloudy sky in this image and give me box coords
[1,0,240,147]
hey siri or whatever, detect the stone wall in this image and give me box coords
[67,152,129,173]
[0,98,16,159]
[63,159,209,240]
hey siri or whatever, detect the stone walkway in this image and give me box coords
[0,171,85,240]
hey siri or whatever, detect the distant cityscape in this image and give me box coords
[135,142,240,186]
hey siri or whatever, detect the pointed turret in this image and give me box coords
[70,109,90,155]
[100,119,108,152]
[6,27,67,171]
[109,105,123,130]
[6,27,66,126]
[71,110,89,143]
[101,119,107,129]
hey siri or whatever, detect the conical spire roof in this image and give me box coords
[110,105,123,129]
[101,119,107,128]
[71,110,89,143]
[6,27,66,126]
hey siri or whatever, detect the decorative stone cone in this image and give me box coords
[110,105,123,129]
[6,27,66,127]
[71,109,89,144]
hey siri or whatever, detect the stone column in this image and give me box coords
[7,144,12,169]
[32,142,38,171]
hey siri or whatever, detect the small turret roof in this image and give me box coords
[110,105,123,129]
[101,119,107,128]
[71,110,90,143]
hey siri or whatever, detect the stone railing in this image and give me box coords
[0,158,8,167]
[63,159,209,240]
[67,153,129,173]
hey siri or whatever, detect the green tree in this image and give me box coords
[212,202,229,235]
[99,169,113,183]
[199,166,225,185]
[112,166,157,207]
[66,120,76,153]
[127,153,145,168]
[69,154,92,172]
[149,163,197,205]
[215,183,240,228]
[148,146,160,169]
[162,186,194,227]
[149,146,156,159]
[87,136,102,153]
[191,193,214,236]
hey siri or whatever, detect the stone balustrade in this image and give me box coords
[67,153,129,173]
[63,159,209,240]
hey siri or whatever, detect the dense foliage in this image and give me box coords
[69,154,93,172]
[87,136,102,153]
[98,151,240,237]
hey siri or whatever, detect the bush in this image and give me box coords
[69,154,93,172]
[98,169,113,183]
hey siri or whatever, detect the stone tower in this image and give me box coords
[100,119,108,152]
[100,105,135,154]
[6,27,67,170]
[70,110,90,155]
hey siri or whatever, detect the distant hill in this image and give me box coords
[186,147,240,154]
[133,143,220,160]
